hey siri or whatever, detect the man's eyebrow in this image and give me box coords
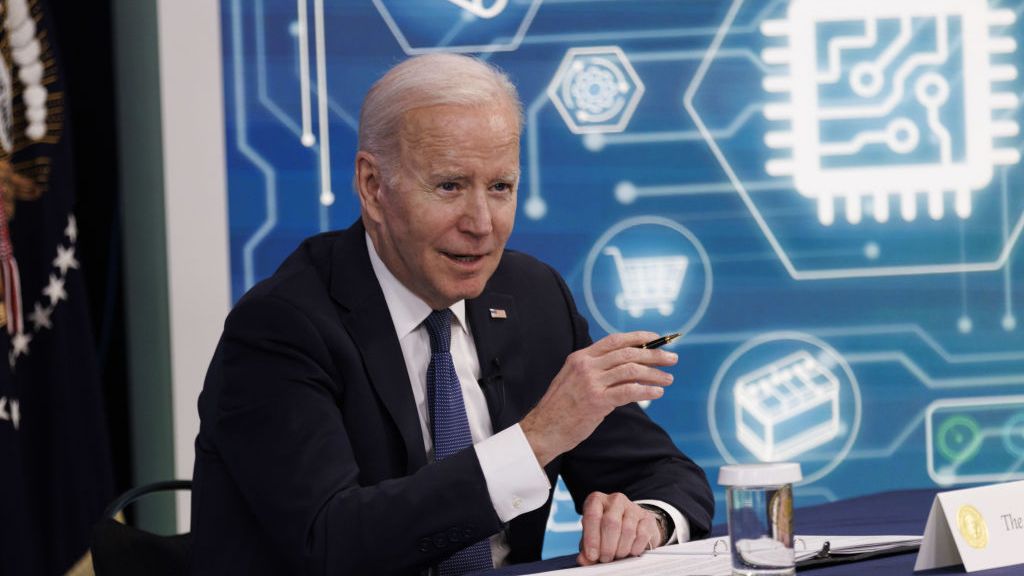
[427,170,520,182]
[429,171,468,182]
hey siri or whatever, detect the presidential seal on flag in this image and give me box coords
[0,1,113,575]
[0,0,61,369]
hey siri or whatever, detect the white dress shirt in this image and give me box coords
[365,235,688,567]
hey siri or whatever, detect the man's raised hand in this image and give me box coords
[519,331,677,467]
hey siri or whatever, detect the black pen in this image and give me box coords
[636,333,680,349]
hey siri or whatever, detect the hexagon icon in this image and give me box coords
[547,46,645,134]
[372,0,543,54]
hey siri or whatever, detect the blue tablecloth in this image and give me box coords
[481,488,1019,575]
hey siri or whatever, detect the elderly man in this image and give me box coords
[191,54,713,575]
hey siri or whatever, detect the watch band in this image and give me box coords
[639,504,673,547]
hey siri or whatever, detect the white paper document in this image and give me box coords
[522,553,731,576]
[522,534,921,575]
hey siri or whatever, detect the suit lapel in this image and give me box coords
[328,222,428,473]
[466,291,523,433]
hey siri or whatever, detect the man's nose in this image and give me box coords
[459,189,494,236]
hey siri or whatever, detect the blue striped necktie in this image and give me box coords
[424,309,493,576]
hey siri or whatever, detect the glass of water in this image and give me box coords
[719,463,802,576]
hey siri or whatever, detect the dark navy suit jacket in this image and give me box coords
[191,221,713,575]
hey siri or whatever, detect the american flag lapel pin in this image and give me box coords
[489,308,507,319]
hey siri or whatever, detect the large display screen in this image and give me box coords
[219,0,1024,557]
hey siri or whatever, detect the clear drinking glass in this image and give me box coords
[719,463,802,576]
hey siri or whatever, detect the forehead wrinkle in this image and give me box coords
[400,139,521,180]
[394,105,521,186]
[401,128,519,161]
[397,124,456,166]
[399,104,519,146]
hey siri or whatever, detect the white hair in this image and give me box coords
[357,54,524,180]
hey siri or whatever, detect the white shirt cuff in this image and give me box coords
[635,499,690,545]
[474,424,552,523]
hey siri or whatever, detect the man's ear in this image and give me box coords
[355,151,385,224]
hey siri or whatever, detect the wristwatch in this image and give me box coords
[639,504,673,546]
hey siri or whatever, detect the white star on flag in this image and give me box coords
[42,274,67,305]
[29,302,53,330]
[65,214,78,243]
[11,331,31,359]
[53,244,79,275]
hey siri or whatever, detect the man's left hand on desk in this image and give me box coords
[576,491,663,566]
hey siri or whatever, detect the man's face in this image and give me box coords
[364,103,520,310]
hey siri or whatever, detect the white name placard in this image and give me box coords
[915,480,1024,572]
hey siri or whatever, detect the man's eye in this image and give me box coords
[439,182,459,192]
[492,182,512,193]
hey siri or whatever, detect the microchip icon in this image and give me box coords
[761,0,1020,226]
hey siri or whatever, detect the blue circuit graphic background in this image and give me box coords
[219,0,1024,558]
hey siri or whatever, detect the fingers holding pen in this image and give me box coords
[520,332,681,465]
[598,348,677,381]
[561,334,674,384]
[610,347,677,411]
[586,331,660,356]
[595,336,678,392]
[602,361,674,390]
[597,342,678,367]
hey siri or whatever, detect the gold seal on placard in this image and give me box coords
[957,505,988,549]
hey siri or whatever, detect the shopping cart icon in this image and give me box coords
[444,0,508,19]
[603,246,689,318]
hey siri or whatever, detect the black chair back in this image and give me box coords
[91,480,192,576]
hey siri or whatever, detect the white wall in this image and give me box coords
[155,0,230,531]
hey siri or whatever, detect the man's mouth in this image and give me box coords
[441,251,485,263]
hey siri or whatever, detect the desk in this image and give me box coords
[482,489,1019,575]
